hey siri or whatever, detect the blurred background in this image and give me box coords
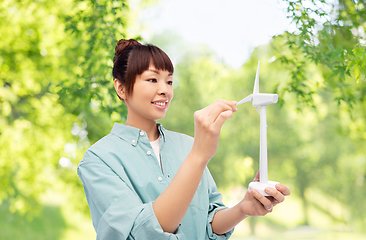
[0,0,365,239]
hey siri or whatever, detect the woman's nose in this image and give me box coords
[157,82,169,96]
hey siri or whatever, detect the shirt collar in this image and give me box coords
[156,123,166,142]
[111,122,166,146]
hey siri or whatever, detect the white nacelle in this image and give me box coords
[252,93,278,107]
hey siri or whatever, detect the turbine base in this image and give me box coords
[248,180,279,197]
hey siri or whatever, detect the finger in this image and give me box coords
[253,170,260,182]
[212,109,235,129]
[207,100,237,123]
[275,184,291,196]
[265,196,280,207]
[208,100,236,121]
[264,187,285,204]
[251,190,273,213]
[247,190,268,215]
[204,99,236,113]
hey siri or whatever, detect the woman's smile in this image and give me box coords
[152,100,169,109]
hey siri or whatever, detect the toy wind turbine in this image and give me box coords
[237,61,279,196]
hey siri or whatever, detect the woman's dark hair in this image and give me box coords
[112,39,174,98]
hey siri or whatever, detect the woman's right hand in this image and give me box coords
[190,99,237,165]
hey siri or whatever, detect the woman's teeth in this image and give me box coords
[153,102,166,106]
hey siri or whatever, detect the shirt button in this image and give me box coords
[167,174,170,179]
[132,140,136,144]
[147,150,151,155]
[158,177,163,181]
[140,132,144,136]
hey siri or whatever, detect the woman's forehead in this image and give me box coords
[146,63,173,74]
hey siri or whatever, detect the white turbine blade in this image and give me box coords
[253,61,260,94]
[237,94,253,105]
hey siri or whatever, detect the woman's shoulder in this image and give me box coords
[89,132,120,149]
[81,133,119,162]
[86,123,136,153]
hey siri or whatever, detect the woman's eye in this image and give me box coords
[148,78,157,83]
[167,80,173,85]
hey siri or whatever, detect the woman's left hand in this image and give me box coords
[239,171,291,217]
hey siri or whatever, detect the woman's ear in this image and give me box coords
[114,78,127,100]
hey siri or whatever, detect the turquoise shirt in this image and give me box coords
[78,123,234,240]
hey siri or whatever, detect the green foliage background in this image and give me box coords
[0,0,365,239]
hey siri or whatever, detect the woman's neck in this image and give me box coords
[125,117,159,141]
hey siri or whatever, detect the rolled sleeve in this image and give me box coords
[206,204,233,240]
[97,202,182,240]
[205,169,234,240]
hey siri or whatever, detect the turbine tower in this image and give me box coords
[237,61,279,196]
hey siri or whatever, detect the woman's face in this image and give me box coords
[123,64,174,125]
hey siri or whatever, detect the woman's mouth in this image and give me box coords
[152,100,169,110]
[152,102,167,106]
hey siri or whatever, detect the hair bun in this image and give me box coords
[113,39,141,63]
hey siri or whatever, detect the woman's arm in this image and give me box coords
[152,100,237,233]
